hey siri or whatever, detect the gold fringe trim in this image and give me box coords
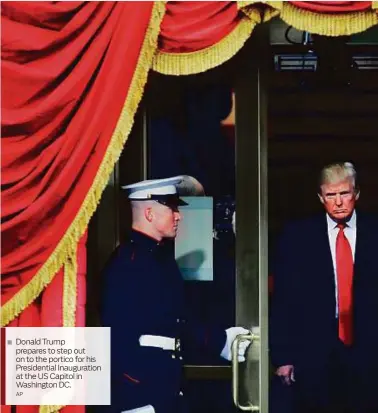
[152,15,258,76]
[63,253,77,327]
[40,255,75,413]
[279,2,378,37]
[1,1,167,331]
[238,1,378,32]
[39,256,77,413]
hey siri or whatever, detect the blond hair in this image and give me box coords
[319,162,357,190]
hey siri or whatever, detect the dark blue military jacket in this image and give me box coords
[101,230,226,413]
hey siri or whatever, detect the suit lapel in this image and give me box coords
[354,212,368,280]
[320,214,335,281]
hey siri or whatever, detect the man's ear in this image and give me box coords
[355,190,360,201]
[145,207,153,222]
[318,193,325,204]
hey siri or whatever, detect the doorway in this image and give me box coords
[86,22,378,413]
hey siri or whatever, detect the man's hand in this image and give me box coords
[220,327,251,362]
[276,365,295,386]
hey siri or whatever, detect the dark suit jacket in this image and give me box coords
[270,211,378,371]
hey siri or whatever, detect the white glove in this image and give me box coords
[220,327,251,362]
[121,405,155,413]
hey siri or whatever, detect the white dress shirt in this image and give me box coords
[326,210,357,317]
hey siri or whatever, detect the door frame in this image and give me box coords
[87,26,271,412]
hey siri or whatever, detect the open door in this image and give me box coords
[144,28,269,413]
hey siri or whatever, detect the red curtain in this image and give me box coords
[1,1,164,327]
[158,2,242,53]
[4,232,86,413]
[40,232,87,328]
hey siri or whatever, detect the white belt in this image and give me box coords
[139,335,175,350]
[121,405,154,413]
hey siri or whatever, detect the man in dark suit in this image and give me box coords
[101,176,250,413]
[270,162,378,413]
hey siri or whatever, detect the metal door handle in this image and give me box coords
[232,332,260,411]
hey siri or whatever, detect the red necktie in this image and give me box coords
[336,223,354,345]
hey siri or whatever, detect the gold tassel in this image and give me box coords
[237,0,282,23]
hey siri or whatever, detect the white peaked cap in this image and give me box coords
[122,176,182,200]
[121,175,204,200]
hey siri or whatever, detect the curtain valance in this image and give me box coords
[152,1,378,75]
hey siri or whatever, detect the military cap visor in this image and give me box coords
[150,194,188,207]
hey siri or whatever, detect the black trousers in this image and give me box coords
[270,340,378,413]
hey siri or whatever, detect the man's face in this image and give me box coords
[318,178,359,221]
[151,202,181,239]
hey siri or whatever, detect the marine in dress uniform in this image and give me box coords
[101,176,250,413]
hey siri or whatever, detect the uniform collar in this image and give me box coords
[130,229,163,251]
